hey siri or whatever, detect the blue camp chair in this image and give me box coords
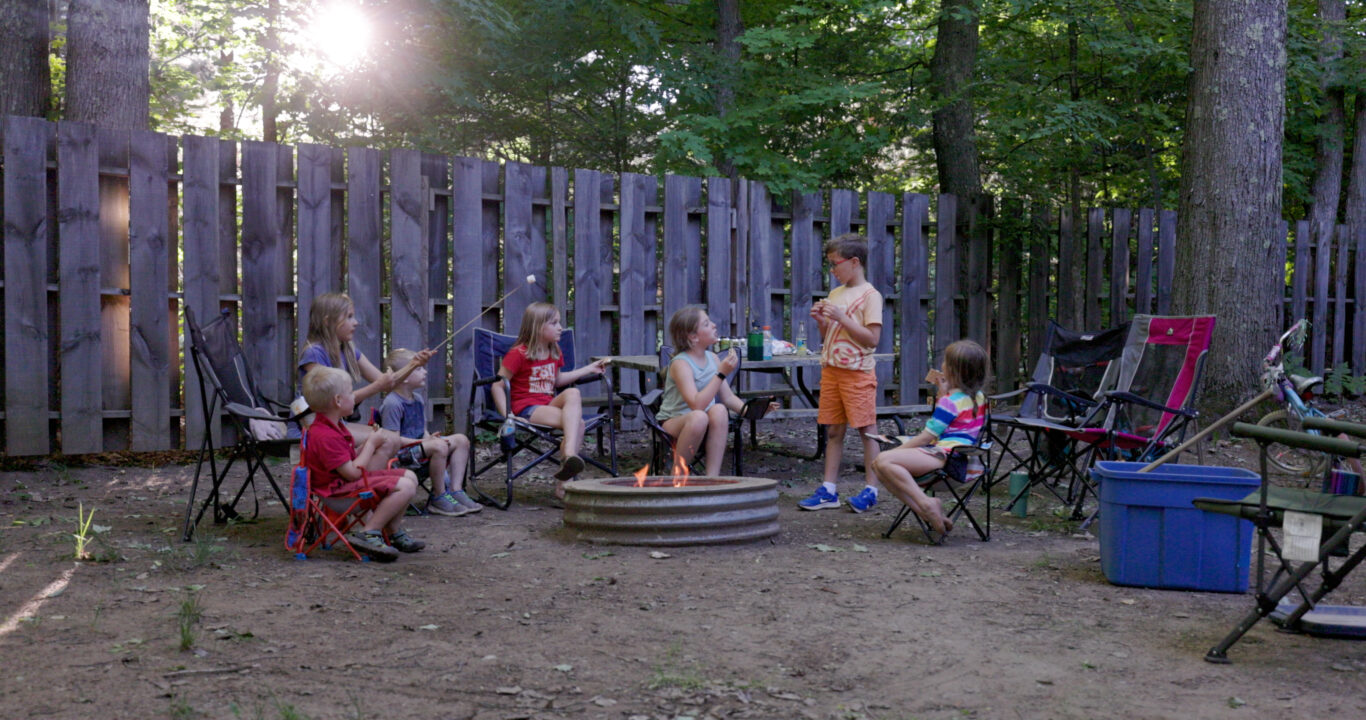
[466,328,617,508]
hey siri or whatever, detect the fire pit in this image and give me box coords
[562,475,779,546]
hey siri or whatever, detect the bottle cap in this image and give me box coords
[763,325,771,330]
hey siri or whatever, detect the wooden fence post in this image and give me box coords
[129,130,171,450]
[1134,208,1155,315]
[58,121,104,454]
[1027,204,1050,371]
[706,177,733,336]
[996,199,1022,393]
[902,194,931,404]
[1312,224,1332,372]
[1086,207,1104,329]
[3,116,52,454]
[1110,208,1131,326]
[450,157,484,428]
[1156,210,1176,315]
[867,190,895,403]
[934,194,959,367]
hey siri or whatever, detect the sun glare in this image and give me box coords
[309,3,371,69]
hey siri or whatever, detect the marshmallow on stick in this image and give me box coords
[390,274,539,385]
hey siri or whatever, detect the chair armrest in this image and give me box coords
[989,387,1029,402]
[1026,382,1097,409]
[1104,390,1197,418]
[472,374,502,389]
[225,402,290,422]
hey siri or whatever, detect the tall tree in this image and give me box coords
[712,0,743,179]
[1173,0,1287,413]
[930,0,980,201]
[0,0,50,117]
[66,0,150,130]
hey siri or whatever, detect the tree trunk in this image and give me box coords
[1306,0,1346,371]
[0,0,50,117]
[65,0,149,130]
[712,0,742,180]
[930,0,981,201]
[261,0,280,142]
[1347,93,1366,222]
[1173,0,1287,416]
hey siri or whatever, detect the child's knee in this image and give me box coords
[398,471,418,493]
[451,434,470,452]
[686,410,709,432]
[707,404,728,426]
[562,387,581,402]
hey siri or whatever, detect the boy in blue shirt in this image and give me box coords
[380,348,479,516]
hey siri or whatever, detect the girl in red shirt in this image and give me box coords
[492,302,608,498]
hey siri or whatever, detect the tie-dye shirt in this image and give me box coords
[924,390,987,449]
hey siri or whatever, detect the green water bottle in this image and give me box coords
[747,322,764,361]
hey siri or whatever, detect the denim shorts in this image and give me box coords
[516,405,543,420]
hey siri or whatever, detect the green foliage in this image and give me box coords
[177,591,203,652]
[1323,363,1366,398]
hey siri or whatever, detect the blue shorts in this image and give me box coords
[516,405,543,420]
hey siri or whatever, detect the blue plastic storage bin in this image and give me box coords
[1094,461,1259,593]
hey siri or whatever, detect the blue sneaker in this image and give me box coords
[798,486,841,511]
[847,487,878,513]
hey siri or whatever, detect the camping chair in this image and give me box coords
[615,345,773,476]
[1198,419,1366,663]
[1006,315,1215,523]
[285,426,384,562]
[466,327,618,509]
[183,306,308,541]
[987,320,1129,514]
[883,412,994,544]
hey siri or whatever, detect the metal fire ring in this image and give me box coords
[562,476,779,546]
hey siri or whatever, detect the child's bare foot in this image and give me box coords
[554,481,566,501]
[925,497,952,535]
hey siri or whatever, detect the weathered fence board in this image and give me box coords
[390,149,427,355]
[57,122,103,454]
[1156,210,1176,316]
[901,194,931,403]
[573,169,609,360]
[662,174,702,326]
[867,190,895,403]
[934,194,959,366]
[1312,227,1332,370]
[423,154,450,423]
[619,171,650,405]
[1135,208,1155,315]
[1027,204,1050,374]
[450,157,484,424]
[129,130,171,450]
[97,128,131,450]
[1057,207,1076,329]
[4,116,52,454]
[1333,224,1348,368]
[996,199,1022,394]
[1291,220,1310,326]
[1111,208,1131,326]
[182,135,220,449]
[345,147,382,415]
[241,142,283,403]
[1086,208,1104,330]
[502,161,538,334]
[296,143,339,353]
[706,178,732,336]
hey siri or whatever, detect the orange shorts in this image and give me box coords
[817,366,877,428]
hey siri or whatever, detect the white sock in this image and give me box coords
[822,481,838,495]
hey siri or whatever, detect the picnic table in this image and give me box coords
[599,352,927,461]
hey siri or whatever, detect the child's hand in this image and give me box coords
[809,301,826,320]
[820,302,847,324]
[588,357,610,374]
[926,368,948,394]
[412,349,435,367]
[717,348,739,375]
[376,370,398,392]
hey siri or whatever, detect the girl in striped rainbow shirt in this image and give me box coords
[870,339,988,535]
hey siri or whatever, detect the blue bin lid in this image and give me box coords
[1094,461,1260,486]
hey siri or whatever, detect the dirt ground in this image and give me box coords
[3,411,1365,720]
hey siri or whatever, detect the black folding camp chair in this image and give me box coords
[466,327,617,509]
[987,320,1128,508]
[183,307,309,541]
[615,345,772,476]
[1199,419,1366,663]
[882,413,994,544]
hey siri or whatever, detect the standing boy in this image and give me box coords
[800,233,884,512]
[302,365,426,561]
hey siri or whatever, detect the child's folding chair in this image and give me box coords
[882,416,994,544]
[466,327,618,508]
[285,428,385,562]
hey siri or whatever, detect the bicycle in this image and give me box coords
[1254,319,1339,477]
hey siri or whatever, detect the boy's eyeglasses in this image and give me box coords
[829,256,854,268]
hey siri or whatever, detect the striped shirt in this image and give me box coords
[924,390,987,449]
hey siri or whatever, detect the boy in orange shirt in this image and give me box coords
[800,233,884,512]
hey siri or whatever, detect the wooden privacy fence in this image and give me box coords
[1,115,1362,457]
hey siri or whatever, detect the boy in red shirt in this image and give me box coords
[302,366,425,561]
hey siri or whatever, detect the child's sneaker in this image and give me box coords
[797,486,841,511]
[847,486,878,513]
[347,530,398,561]
[427,492,469,517]
[389,529,425,553]
[449,489,483,514]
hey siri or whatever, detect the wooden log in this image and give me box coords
[1156,209,1176,315]
[902,193,932,405]
[934,193,959,366]
[58,121,103,454]
[1134,208,1155,314]
[1086,207,1104,329]
[3,116,52,455]
[1111,208,1131,325]
[706,177,732,335]
[129,130,171,450]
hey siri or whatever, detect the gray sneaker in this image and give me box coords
[427,492,470,517]
[346,530,398,561]
[449,489,483,513]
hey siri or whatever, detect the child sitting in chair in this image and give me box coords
[302,366,426,562]
[380,348,479,517]
[870,340,989,535]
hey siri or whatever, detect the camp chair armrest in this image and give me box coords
[472,374,503,389]
[225,402,290,422]
[1025,382,1097,408]
[1103,390,1196,418]
[618,388,663,409]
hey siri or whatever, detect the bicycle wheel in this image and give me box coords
[1256,409,1330,478]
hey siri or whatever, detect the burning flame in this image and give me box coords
[632,450,692,487]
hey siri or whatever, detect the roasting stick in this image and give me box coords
[389,274,539,386]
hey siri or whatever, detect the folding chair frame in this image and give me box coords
[183,306,307,541]
[466,328,618,509]
[884,430,994,544]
